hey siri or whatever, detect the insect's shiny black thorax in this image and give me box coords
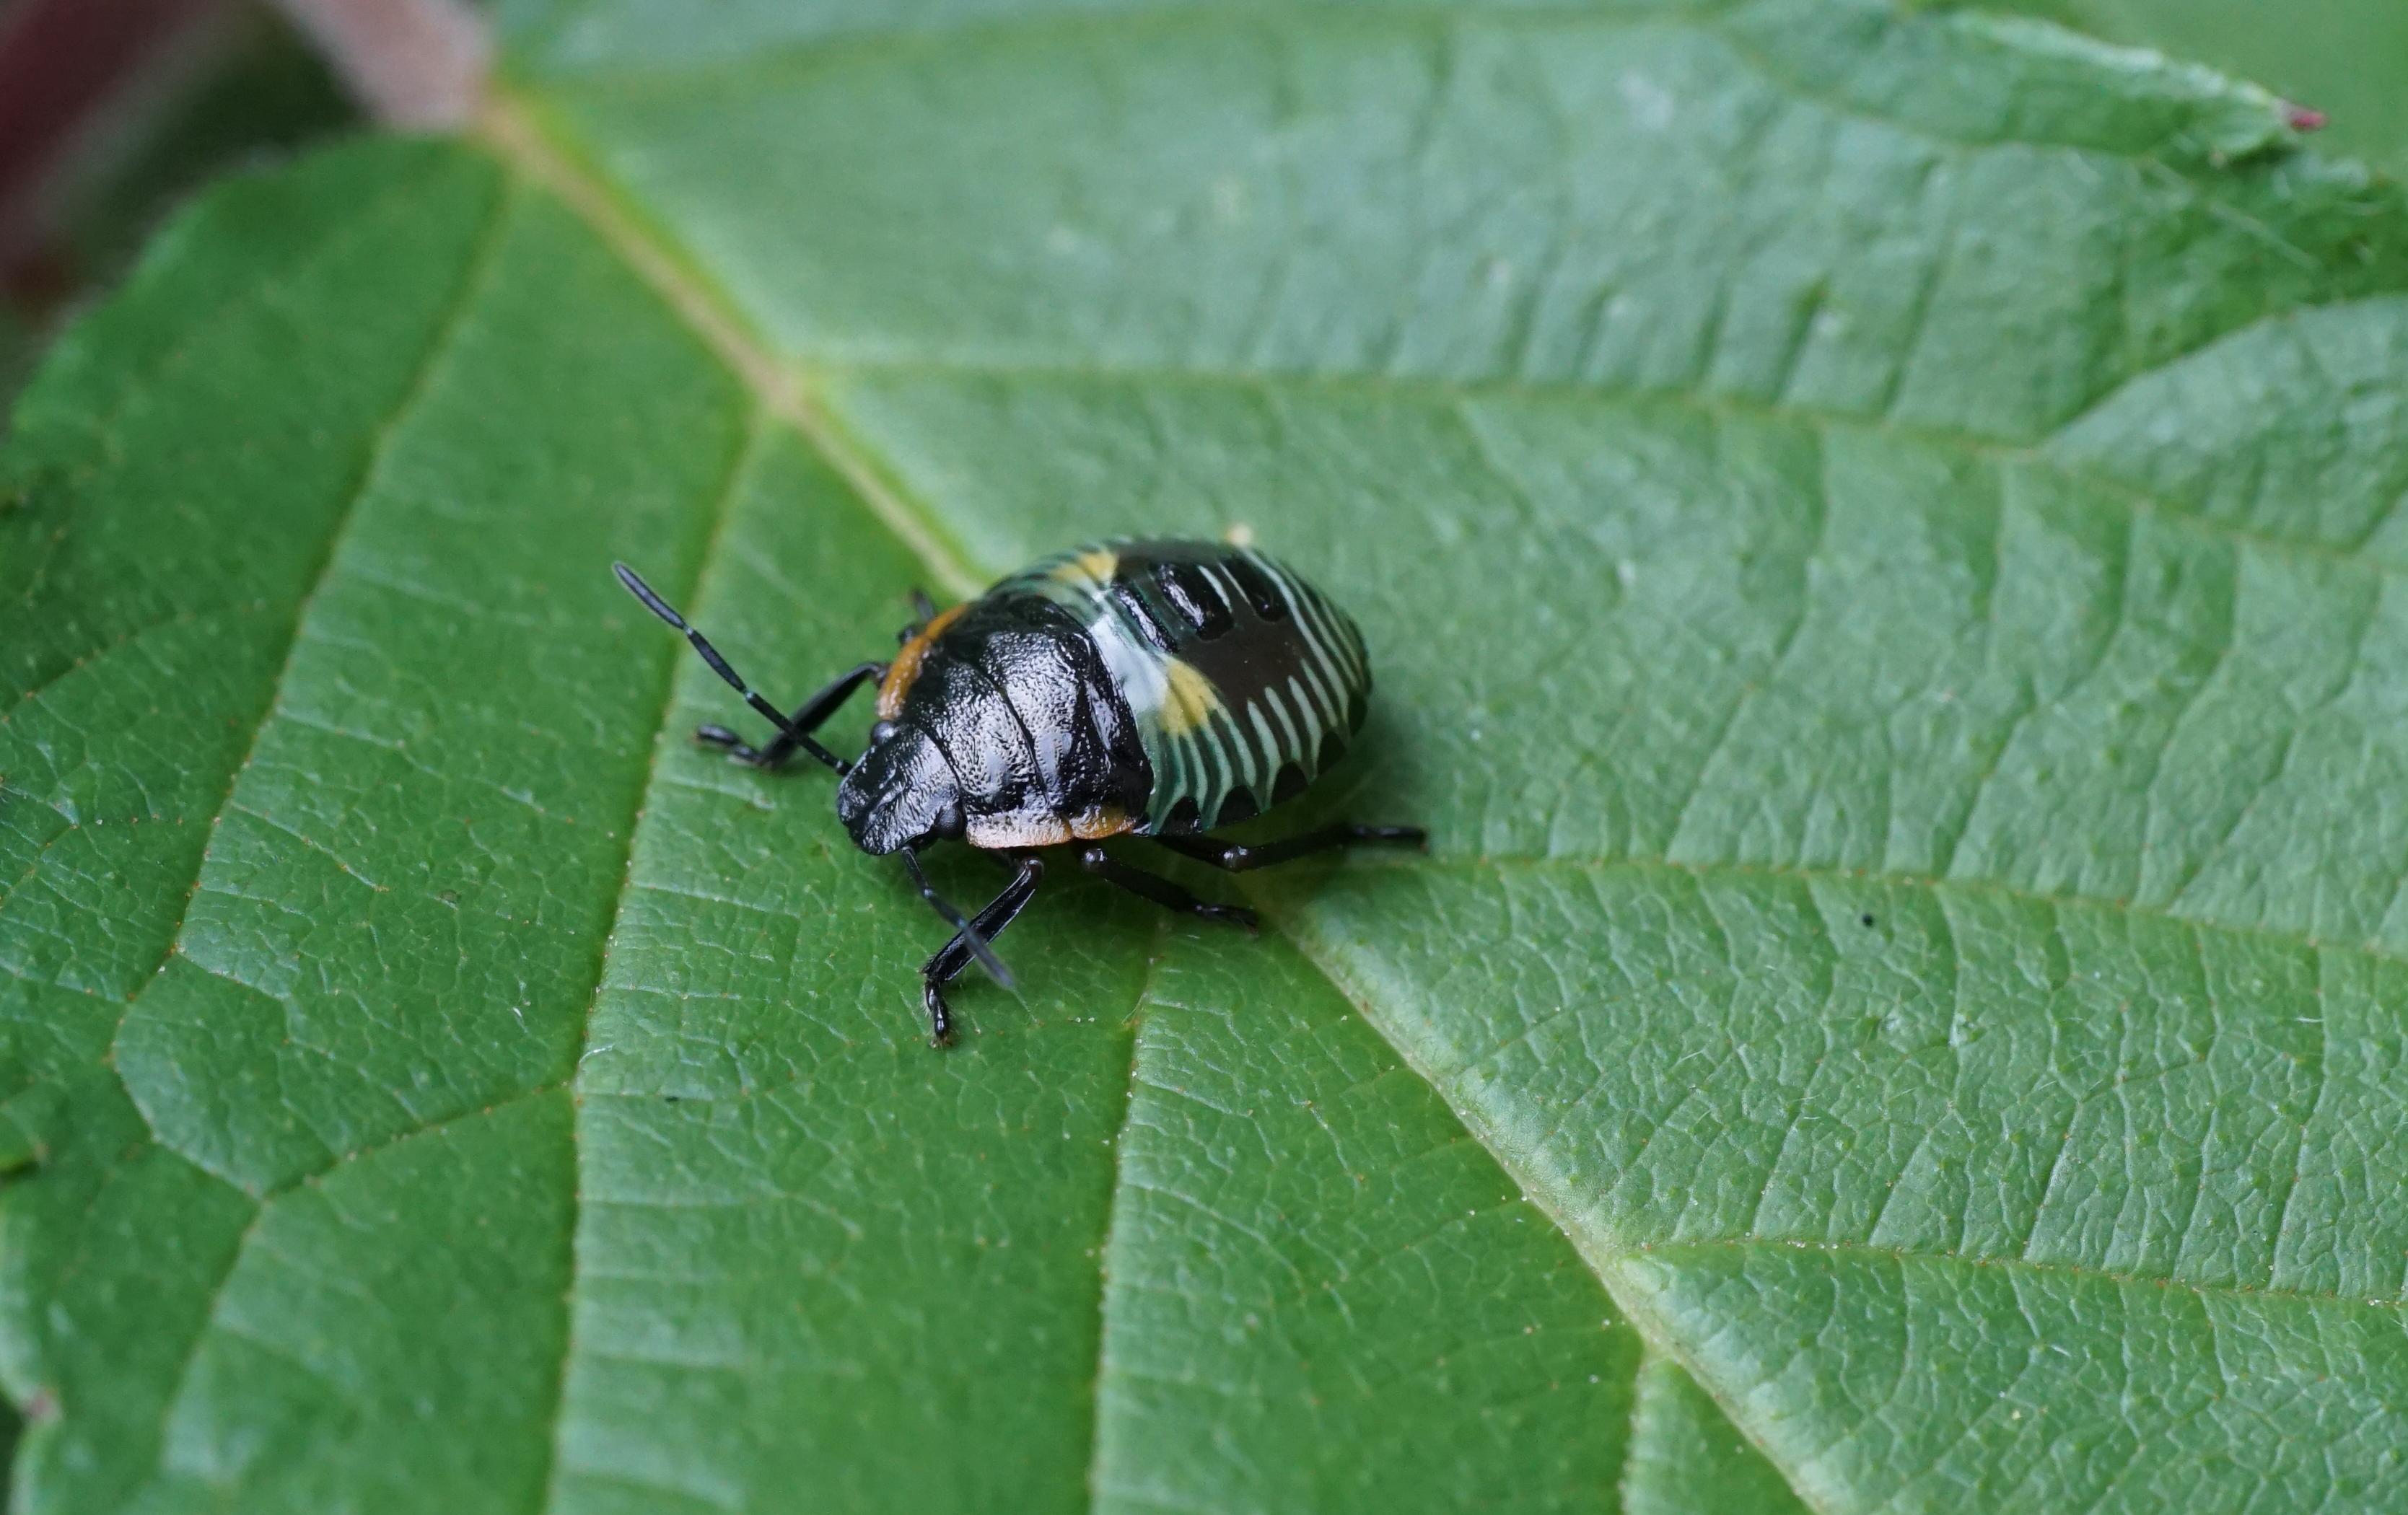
[613,538,1419,1046]
[838,591,1149,856]
[846,540,1373,856]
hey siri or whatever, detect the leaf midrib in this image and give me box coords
[476,72,2400,1514]
[1081,915,1175,1510]
[483,87,1792,1515]
[478,100,985,600]
[1266,870,2402,1314]
[19,13,2375,1511]
[529,399,776,1515]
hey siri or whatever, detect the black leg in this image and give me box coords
[695,659,885,769]
[1078,846,1256,933]
[1150,823,1426,872]
[921,854,1045,1045]
[895,588,944,645]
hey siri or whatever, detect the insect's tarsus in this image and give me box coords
[901,847,1013,989]
[919,853,1045,1046]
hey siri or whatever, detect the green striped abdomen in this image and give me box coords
[999,540,1372,833]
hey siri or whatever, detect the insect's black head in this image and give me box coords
[836,722,966,856]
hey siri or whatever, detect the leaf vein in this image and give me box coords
[1083,915,1171,1515]
[105,167,522,1089]
[1620,1234,2408,1314]
[533,400,774,1515]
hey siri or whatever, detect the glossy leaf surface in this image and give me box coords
[6,1,2408,1510]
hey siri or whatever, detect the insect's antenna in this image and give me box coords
[901,848,1015,989]
[613,563,849,773]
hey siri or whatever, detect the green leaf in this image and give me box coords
[6,1,2408,1511]
[1963,0,2408,176]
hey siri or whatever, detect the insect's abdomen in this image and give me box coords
[1009,540,1372,834]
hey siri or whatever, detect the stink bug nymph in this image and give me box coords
[613,540,1424,1045]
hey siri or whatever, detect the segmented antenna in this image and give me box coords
[613,562,849,774]
[901,848,1014,989]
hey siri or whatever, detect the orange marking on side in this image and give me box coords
[876,602,966,719]
[1070,805,1136,840]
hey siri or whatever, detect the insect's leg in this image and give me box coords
[1149,823,1427,872]
[894,589,944,645]
[698,659,886,769]
[920,853,1046,1046]
[1077,846,1256,933]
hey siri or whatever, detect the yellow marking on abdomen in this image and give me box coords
[1051,548,1118,584]
[876,602,966,719]
[1158,659,1221,734]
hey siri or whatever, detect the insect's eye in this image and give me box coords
[1222,556,1290,621]
[870,720,900,745]
[1151,561,1233,640]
